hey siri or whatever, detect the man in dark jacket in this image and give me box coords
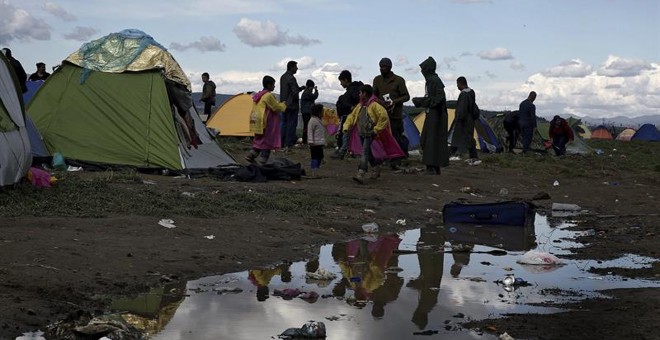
[503,110,520,153]
[450,76,480,165]
[518,91,537,153]
[200,72,216,116]
[412,56,449,175]
[280,60,305,151]
[1,48,28,93]
[373,57,410,168]
[334,70,362,159]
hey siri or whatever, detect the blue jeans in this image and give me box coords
[521,125,534,152]
[281,108,299,148]
[359,136,377,172]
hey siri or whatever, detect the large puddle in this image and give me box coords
[19,213,660,339]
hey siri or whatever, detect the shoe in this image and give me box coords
[352,170,366,184]
[244,152,257,164]
[466,158,481,166]
[425,166,440,175]
[449,156,461,161]
[369,166,381,179]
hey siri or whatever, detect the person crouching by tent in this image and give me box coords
[307,104,326,177]
[343,84,405,184]
[548,115,574,156]
[247,75,287,165]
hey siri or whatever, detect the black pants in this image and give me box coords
[310,145,324,168]
[203,100,215,115]
[552,135,569,156]
[302,111,311,144]
[503,121,519,152]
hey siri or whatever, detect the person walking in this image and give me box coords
[548,115,574,156]
[412,56,449,175]
[503,110,520,153]
[518,91,537,153]
[247,75,287,165]
[200,72,216,116]
[1,48,27,93]
[300,79,319,144]
[280,60,305,151]
[28,62,51,81]
[450,76,480,165]
[307,104,326,177]
[334,70,363,159]
[372,57,410,168]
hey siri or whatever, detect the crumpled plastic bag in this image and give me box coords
[305,268,337,281]
[516,250,563,265]
[280,321,326,339]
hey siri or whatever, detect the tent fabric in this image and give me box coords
[0,53,31,186]
[403,114,420,150]
[27,30,235,171]
[206,93,254,136]
[631,124,660,141]
[590,126,613,140]
[615,128,636,141]
[23,81,49,158]
[487,114,548,153]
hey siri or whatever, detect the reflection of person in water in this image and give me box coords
[248,263,292,301]
[331,234,402,317]
[449,244,473,278]
[407,226,445,329]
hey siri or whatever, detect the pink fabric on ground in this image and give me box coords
[29,167,51,188]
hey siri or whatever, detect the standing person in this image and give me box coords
[334,70,363,159]
[307,104,326,177]
[1,48,28,93]
[200,72,216,116]
[503,110,520,153]
[247,75,287,165]
[450,76,480,165]
[412,56,449,175]
[343,84,403,184]
[548,115,574,156]
[280,60,305,151]
[28,62,51,81]
[518,91,537,153]
[300,79,319,144]
[372,57,410,169]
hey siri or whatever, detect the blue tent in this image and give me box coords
[23,80,50,157]
[631,124,660,141]
[403,114,420,150]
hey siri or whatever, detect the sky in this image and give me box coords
[1,0,659,119]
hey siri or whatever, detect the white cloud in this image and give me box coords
[274,56,316,71]
[597,55,653,77]
[62,26,98,41]
[487,59,660,118]
[0,2,51,44]
[43,2,76,21]
[541,59,593,78]
[477,47,513,61]
[233,18,321,47]
[485,71,497,79]
[510,60,525,70]
[170,36,227,53]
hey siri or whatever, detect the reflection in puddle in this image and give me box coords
[24,214,660,339]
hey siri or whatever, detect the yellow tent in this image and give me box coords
[206,93,254,136]
[412,108,484,150]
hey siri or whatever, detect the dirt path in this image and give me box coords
[1,144,658,339]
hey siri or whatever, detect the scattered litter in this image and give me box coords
[274,288,302,299]
[595,148,604,155]
[212,287,243,294]
[517,250,562,265]
[67,165,83,172]
[158,219,176,229]
[502,275,515,286]
[364,208,376,213]
[578,229,596,236]
[499,188,509,196]
[499,332,515,340]
[299,291,319,302]
[551,203,581,211]
[553,180,560,186]
[306,268,337,280]
[142,180,156,185]
[395,219,407,226]
[361,222,379,233]
[279,321,326,339]
[204,235,215,240]
[432,184,439,187]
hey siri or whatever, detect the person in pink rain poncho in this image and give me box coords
[247,75,287,165]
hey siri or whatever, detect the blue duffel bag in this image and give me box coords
[442,201,535,226]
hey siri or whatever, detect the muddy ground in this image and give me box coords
[0,140,658,340]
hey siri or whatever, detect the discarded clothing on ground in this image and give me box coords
[207,157,303,182]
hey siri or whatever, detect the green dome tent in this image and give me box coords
[28,29,235,171]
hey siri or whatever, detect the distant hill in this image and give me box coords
[555,114,660,129]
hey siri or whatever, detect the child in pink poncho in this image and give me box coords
[247,75,287,165]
